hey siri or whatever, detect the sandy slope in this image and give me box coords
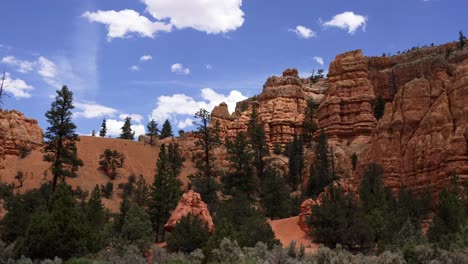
[270,216,320,253]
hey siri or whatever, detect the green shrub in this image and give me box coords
[166,214,209,253]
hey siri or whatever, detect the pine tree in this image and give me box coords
[287,134,304,191]
[166,213,210,253]
[43,85,83,192]
[146,119,159,145]
[99,149,125,180]
[149,144,182,242]
[87,185,106,252]
[374,95,386,120]
[303,98,318,144]
[160,119,173,139]
[168,143,185,176]
[99,119,107,137]
[261,165,290,219]
[459,30,466,48]
[247,107,269,182]
[121,204,154,251]
[189,108,221,210]
[120,117,135,140]
[307,129,331,197]
[223,131,256,196]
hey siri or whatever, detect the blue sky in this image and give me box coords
[1,0,466,137]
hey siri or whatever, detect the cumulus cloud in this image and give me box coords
[289,25,316,39]
[2,72,34,98]
[313,56,324,65]
[82,9,172,40]
[140,55,152,61]
[106,118,146,138]
[119,113,144,123]
[205,64,213,70]
[150,88,247,129]
[74,102,119,119]
[1,55,61,88]
[322,11,367,34]
[177,118,194,129]
[142,0,244,34]
[171,63,190,75]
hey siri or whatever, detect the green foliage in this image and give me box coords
[310,69,325,83]
[307,129,331,197]
[247,107,269,182]
[223,131,256,196]
[149,144,182,242]
[272,143,282,155]
[459,30,466,48]
[98,149,125,180]
[261,165,290,219]
[189,109,221,211]
[100,181,113,199]
[168,143,185,177]
[99,119,106,137]
[19,183,95,259]
[119,117,135,140]
[160,119,173,139]
[121,204,154,252]
[166,214,210,253]
[43,86,83,191]
[308,184,373,249]
[428,172,467,249]
[203,220,238,256]
[287,134,304,191]
[146,119,159,145]
[303,98,318,144]
[374,95,386,120]
[18,144,31,159]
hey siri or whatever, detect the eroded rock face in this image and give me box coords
[356,44,468,194]
[298,198,317,233]
[212,69,327,145]
[164,190,215,233]
[0,110,43,169]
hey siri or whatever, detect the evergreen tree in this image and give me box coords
[149,144,182,242]
[99,149,125,180]
[160,119,173,139]
[374,95,386,120]
[303,98,318,144]
[351,152,358,171]
[247,107,269,182]
[99,119,107,137]
[120,117,135,140]
[307,129,331,197]
[287,134,304,191]
[166,213,210,253]
[459,30,466,48]
[43,85,83,192]
[132,175,150,207]
[189,108,221,210]
[146,119,159,145]
[86,185,106,252]
[223,131,256,196]
[168,143,185,176]
[91,130,96,136]
[121,204,154,252]
[428,172,466,249]
[261,165,290,219]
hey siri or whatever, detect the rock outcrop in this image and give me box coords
[0,109,43,169]
[298,198,317,233]
[164,190,215,233]
[212,69,327,145]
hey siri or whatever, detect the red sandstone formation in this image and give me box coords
[0,109,43,170]
[298,198,317,233]
[164,190,215,233]
[212,69,327,145]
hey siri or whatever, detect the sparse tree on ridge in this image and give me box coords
[120,117,135,140]
[160,119,173,139]
[459,30,466,48]
[99,119,107,137]
[43,85,83,192]
[146,119,159,145]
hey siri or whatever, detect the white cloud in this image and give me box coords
[106,118,146,138]
[74,102,119,119]
[289,25,316,39]
[140,55,152,61]
[177,118,194,129]
[150,88,247,126]
[313,56,324,65]
[142,0,244,34]
[37,56,57,78]
[322,11,367,34]
[206,64,213,70]
[171,63,190,75]
[2,72,34,98]
[1,56,34,73]
[119,113,144,123]
[82,9,172,40]
[130,65,140,72]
